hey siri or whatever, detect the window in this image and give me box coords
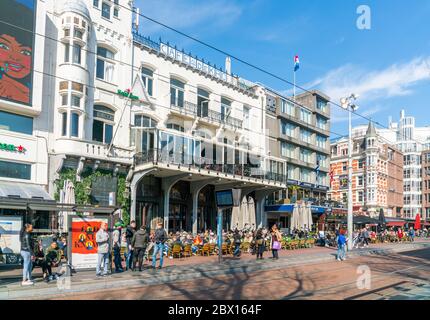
[243,106,250,130]
[170,79,185,107]
[316,98,327,112]
[300,148,312,163]
[318,154,327,167]
[281,99,294,116]
[0,160,31,180]
[316,135,326,149]
[93,0,99,7]
[71,113,79,137]
[61,94,68,106]
[96,47,115,82]
[300,168,311,183]
[281,142,295,158]
[141,67,153,96]
[358,175,363,186]
[134,115,157,128]
[93,105,115,143]
[197,88,210,117]
[300,108,312,124]
[167,123,185,132]
[72,44,81,64]
[358,191,364,202]
[73,29,83,40]
[288,165,296,179]
[280,120,295,137]
[221,97,231,121]
[102,2,111,19]
[316,116,327,130]
[64,43,69,62]
[0,110,33,135]
[300,129,312,143]
[61,113,67,136]
[71,95,80,107]
[113,7,119,17]
[342,162,347,171]
[358,159,364,169]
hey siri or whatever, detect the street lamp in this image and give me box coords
[340,94,359,251]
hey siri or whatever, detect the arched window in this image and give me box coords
[96,46,115,82]
[134,114,157,128]
[195,130,211,140]
[167,123,184,132]
[141,67,154,96]
[93,105,115,143]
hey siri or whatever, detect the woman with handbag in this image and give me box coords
[270,224,282,260]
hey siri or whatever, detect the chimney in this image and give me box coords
[225,56,231,75]
[133,7,140,31]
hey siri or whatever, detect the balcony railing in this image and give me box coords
[170,101,243,129]
[134,148,286,184]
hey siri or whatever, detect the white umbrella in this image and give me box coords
[307,203,313,231]
[240,196,248,229]
[299,204,307,230]
[290,204,300,231]
[230,205,240,231]
[248,197,256,229]
[63,180,76,232]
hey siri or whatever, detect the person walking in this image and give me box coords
[362,228,370,247]
[125,221,136,271]
[409,227,415,242]
[112,221,124,273]
[233,229,242,258]
[152,222,167,269]
[270,224,282,260]
[20,223,34,286]
[337,230,347,261]
[255,228,265,260]
[131,225,149,271]
[96,221,110,277]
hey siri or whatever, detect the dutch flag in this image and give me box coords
[294,55,300,72]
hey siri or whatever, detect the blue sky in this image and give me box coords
[134,0,430,137]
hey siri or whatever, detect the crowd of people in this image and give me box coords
[18,219,429,285]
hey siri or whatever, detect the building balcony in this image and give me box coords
[134,148,287,185]
[55,138,134,164]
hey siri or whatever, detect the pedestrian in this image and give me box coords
[233,229,242,257]
[152,222,167,269]
[270,224,282,260]
[363,228,370,247]
[337,229,347,261]
[255,228,265,260]
[20,223,34,286]
[131,225,149,271]
[42,240,61,283]
[112,221,124,273]
[95,221,110,277]
[409,227,415,242]
[125,220,136,271]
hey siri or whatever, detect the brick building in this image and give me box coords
[329,122,403,218]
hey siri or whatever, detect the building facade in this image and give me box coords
[0,0,293,233]
[329,123,403,218]
[421,148,430,222]
[264,89,331,229]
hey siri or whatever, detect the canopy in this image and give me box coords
[339,216,380,225]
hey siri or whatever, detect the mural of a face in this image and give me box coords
[0,34,32,80]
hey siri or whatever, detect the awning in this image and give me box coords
[0,181,53,201]
[265,204,327,215]
[386,221,407,227]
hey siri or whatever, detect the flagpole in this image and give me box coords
[293,70,296,101]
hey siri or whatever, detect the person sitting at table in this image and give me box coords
[192,234,203,255]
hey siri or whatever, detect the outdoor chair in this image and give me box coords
[241,242,250,253]
[209,243,216,255]
[228,244,235,255]
[200,244,210,256]
[172,245,182,259]
[183,245,192,258]
[281,241,288,250]
[221,243,228,255]
[307,239,315,248]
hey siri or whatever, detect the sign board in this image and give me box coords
[68,215,110,270]
[0,216,22,265]
[215,190,233,208]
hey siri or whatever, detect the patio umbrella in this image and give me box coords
[247,197,256,229]
[414,214,421,231]
[290,204,300,231]
[306,203,313,231]
[241,196,249,229]
[230,205,240,231]
[64,180,76,232]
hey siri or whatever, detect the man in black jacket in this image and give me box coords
[131,225,149,271]
[125,221,136,271]
[152,222,167,269]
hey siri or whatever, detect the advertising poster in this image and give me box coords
[0,0,35,105]
[69,216,109,270]
[0,216,22,264]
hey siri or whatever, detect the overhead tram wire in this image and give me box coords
[114,3,430,146]
[0,19,348,143]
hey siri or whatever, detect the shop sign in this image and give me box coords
[117,89,139,101]
[0,142,26,153]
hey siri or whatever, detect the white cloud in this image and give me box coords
[308,57,430,124]
[136,0,243,35]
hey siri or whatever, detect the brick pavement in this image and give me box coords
[1,239,430,300]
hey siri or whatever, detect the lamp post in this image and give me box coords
[340,94,359,251]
